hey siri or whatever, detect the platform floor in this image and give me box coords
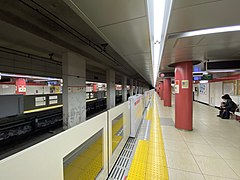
[127,94,240,180]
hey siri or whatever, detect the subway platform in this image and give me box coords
[121,94,240,180]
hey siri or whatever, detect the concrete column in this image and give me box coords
[135,80,138,95]
[163,78,171,107]
[139,82,142,94]
[130,79,133,96]
[175,61,193,131]
[63,52,86,129]
[122,76,127,102]
[107,69,115,109]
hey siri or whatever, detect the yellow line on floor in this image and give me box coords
[24,104,63,114]
[127,95,169,180]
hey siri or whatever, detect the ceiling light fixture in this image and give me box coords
[152,0,166,85]
[0,72,61,81]
[168,25,240,39]
[199,80,208,84]
[207,69,239,73]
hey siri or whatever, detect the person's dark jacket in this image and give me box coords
[224,99,237,112]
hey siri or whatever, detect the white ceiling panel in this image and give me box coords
[173,0,223,10]
[100,17,150,56]
[169,0,240,34]
[160,0,240,73]
[65,0,153,84]
[174,36,204,48]
[199,31,240,45]
[125,52,151,62]
[71,0,146,27]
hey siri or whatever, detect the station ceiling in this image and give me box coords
[1,0,239,86]
[0,0,148,84]
[160,0,240,73]
[63,0,153,84]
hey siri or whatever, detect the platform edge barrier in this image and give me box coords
[0,112,108,180]
[107,101,130,172]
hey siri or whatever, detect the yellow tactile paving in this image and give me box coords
[127,95,169,180]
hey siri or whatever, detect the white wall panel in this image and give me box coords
[197,83,210,104]
[0,85,15,95]
[26,86,44,95]
[213,82,223,107]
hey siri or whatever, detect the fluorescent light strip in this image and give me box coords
[192,71,208,75]
[152,0,166,85]
[200,80,208,84]
[168,25,240,39]
[0,72,61,81]
[207,69,239,73]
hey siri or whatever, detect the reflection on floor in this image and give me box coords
[127,95,169,179]
[112,115,124,153]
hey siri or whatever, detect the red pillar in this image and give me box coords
[158,83,161,98]
[163,78,171,107]
[175,61,193,130]
[160,82,164,100]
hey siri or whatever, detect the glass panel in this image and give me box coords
[112,114,123,153]
[63,129,103,180]
[223,80,236,96]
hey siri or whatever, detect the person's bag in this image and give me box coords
[221,110,230,119]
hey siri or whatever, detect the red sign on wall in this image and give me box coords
[16,78,26,95]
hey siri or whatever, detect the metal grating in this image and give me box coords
[108,106,150,179]
[108,138,137,180]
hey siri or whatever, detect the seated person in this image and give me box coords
[218,94,237,119]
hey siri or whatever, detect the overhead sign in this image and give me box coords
[201,74,213,80]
